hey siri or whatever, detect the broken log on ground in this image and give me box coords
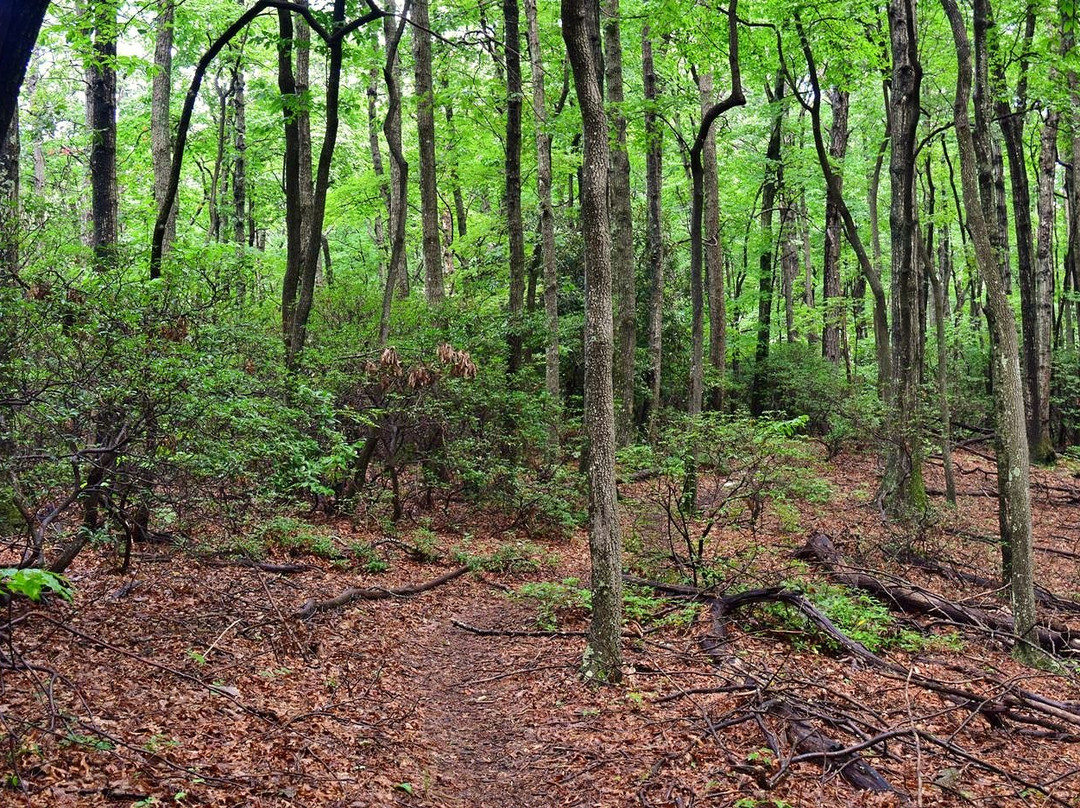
[295,565,470,619]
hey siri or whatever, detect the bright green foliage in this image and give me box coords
[0,568,72,602]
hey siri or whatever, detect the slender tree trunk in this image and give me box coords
[367,70,389,277]
[379,2,412,346]
[505,0,526,375]
[278,10,305,357]
[525,0,560,410]
[941,0,1038,663]
[604,0,636,444]
[152,1,177,258]
[643,27,664,436]
[562,0,622,684]
[882,0,926,515]
[441,78,468,272]
[232,58,247,254]
[821,88,848,364]
[0,108,18,281]
[699,72,726,411]
[780,192,799,343]
[412,0,444,305]
[89,0,118,272]
[750,77,785,417]
[1034,107,1059,459]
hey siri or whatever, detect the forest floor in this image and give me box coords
[6,445,1080,806]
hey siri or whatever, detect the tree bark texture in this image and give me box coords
[643,28,663,436]
[562,0,623,684]
[152,1,177,258]
[505,0,526,375]
[699,72,726,411]
[89,0,118,272]
[1034,107,1058,457]
[940,0,1038,662]
[1,109,18,282]
[524,0,560,410]
[821,88,848,364]
[604,0,636,445]
[412,0,444,305]
[882,0,926,515]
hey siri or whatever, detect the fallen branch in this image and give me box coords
[295,564,469,619]
[450,619,584,639]
[795,533,1080,654]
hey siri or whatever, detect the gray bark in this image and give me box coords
[525,0,560,410]
[88,0,118,272]
[699,72,725,411]
[562,0,623,684]
[152,1,177,257]
[940,0,1038,663]
[412,0,444,305]
[604,0,636,444]
[643,27,663,437]
[505,0,526,375]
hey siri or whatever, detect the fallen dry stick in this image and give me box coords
[295,564,470,619]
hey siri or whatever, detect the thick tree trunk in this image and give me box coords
[152,2,177,258]
[699,72,726,411]
[505,0,526,375]
[882,0,926,515]
[821,88,848,364]
[940,0,1038,663]
[278,9,305,359]
[412,0,444,305]
[89,0,118,272]
[643,27,664,436]
[524,0,560,410]
[604,0,636,445]
[562,0,623,684]
[0,2,49,149]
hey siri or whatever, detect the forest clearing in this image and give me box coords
[10,0,1080,805]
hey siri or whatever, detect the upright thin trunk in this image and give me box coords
[941,0,1037,663]
[367,71,389,276]
[505,0,526,375]
[562,0,622,684]
[780,192,799,342]
[882,0,926,515]
[525,0,560,410]
[643,27,664,436]
[89,0,118,272]
[378,2,411,346]
[604,0,636,444]
[278,10,305,357]
[412,0,443,305]
[821,88,848,364]
[1034,108,1059,458]
[441,79,468,271]
[0,108,18,281]
[750,77,785,417]
[699,72,725,411]
[152,2,177,257]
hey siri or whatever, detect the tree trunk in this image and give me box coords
[750,76,785,417]
[1034,107,1059,458]
[378,2,412,347]
[604,0,636,445]
[699,72,726,411]
[88,0,118,272]
[821,88,848,364]
[0,2,49,149]
[643,27,663,437]
[412,0,444,305]
[367,69,389,278]
[505,0,526,375]
[0,108,18,282]
[231,56,247,278]
[940,0,1038,663]
[152,1,177,258]
[278,9,306,360]
[562,0,623,684]
[882,0,926,515]
[780,192,799,343]
[524,0,560,411]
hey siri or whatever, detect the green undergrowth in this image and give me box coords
[511,578,698,632]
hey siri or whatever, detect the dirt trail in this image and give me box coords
[408,602,557,807]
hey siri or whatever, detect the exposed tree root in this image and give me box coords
[295,565,470,619]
